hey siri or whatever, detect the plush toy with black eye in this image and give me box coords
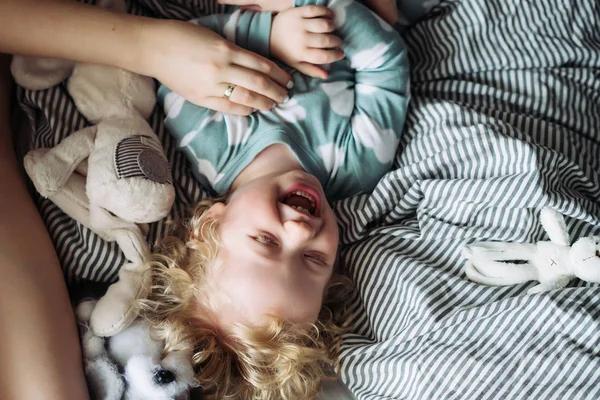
[76,300,198,400]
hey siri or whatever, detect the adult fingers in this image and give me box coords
[304,17,335,33]
[217,0,254,6]
[303,48,345,65]
[225,66,289,103]
[240,5,262,11]
[202,97,254,116]
[305,32,343,49]
[231,48,293,89]
[219,82,275,111]
[293,62,328,79]
[298,5,334,18]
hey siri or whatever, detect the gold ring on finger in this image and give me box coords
[223,84,237,100]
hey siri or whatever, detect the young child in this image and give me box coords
[140,0,409,398]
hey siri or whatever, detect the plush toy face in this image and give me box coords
[126,355,197,400]
[570,236,600,283]
[78,301,197,400]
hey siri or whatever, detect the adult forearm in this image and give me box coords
[0,55,90,400]
[0,0,148,75]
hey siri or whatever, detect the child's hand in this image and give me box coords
[218,0,294,13]
[270,6,344,79]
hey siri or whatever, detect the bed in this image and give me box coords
[13,0,600,399]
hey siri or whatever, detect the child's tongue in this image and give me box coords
[284,194,313,212]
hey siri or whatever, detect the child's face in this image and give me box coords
[205,170,339,327]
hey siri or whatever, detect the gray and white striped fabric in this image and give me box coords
[14,0,600,399]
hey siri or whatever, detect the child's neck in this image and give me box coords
[231,144,304,191]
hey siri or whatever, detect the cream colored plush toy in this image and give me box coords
[11,0,174,336]
[464,207,600,294]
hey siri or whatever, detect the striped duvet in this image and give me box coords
[14,0,600,399]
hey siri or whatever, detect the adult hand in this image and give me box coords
[139,19,293,115]
[270,6,344,79]
[218,0,294,13]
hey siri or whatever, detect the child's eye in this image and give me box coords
[253,234,278,246]
[305,252,329,267]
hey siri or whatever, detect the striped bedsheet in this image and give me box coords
[13,0,600,399]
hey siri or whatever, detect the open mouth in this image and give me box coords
[280,185,321,217]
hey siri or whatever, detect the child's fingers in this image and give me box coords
[298,5,334,19]
[294,62,329,79]
[304,17,336,33]
[305,33,342,49]
[303,48,345,65]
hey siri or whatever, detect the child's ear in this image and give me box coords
[205,202,226,220]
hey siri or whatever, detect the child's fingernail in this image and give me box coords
[287,80,294,89]
[282,95,290,103]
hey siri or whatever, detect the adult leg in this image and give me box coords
[0,54,90,400]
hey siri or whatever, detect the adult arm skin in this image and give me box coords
[0,0,293,115]
[0,55,90,400]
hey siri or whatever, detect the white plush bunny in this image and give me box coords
[464,207,600,294]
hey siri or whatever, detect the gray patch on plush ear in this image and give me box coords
[114,135,172,184]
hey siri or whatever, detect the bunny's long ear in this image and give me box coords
[464,242,536,261]
[540,207,570,246]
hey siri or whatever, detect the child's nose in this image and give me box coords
[283,219,316,245]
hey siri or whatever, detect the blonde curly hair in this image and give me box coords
[136,200,354,400]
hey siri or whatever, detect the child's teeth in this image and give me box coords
[292,205,310,215]
[290,191,316,207]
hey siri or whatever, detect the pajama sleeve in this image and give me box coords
[294,0,410,194]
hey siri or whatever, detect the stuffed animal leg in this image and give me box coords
[91,262,149,337]
[26,163,96,236]
[23,127,106,237]
[77,300,126,400]
[23,125,96,198]
[527,276,573,294]
[464,242,539,286]
[11,56,75,90]
[464,207,600,294]
[90,205,149,264]
[539,207,570,246]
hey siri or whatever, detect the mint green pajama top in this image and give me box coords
[157,0,410,200]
